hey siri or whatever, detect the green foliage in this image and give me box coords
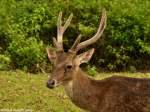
[8,37,46,72]
[0,54,11,70]
[87,65,97,77]
[128,66,137,73]
[0,0,150,72]
[86,0,150,71]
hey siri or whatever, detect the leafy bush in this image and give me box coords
[8,37,46,72]
[86,65,98,77]
[0,54,11,70]
[0,0,150,72]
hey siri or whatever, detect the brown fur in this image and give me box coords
[46,51,150,112]
[64,69,150,112]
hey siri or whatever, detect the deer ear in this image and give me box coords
[77,48,95,64]
[46,48,57,62]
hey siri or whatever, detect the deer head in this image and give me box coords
[46,9,107,89]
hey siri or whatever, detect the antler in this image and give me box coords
[53,12,73,51]
[69,8,107,53]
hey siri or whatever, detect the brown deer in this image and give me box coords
[46,9,150,112]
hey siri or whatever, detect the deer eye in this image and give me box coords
[66,65,72,69]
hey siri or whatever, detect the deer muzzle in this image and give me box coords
[47,79,56,89]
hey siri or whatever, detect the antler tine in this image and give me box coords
[63,13,73,33]
[52,37,59,48]
[56,12,73,50]
[57,12,62,44]
[69,34,82,53]
[76,8,107,51]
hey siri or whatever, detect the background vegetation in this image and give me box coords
[0,0,150,73]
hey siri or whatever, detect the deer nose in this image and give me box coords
[47,79,56,89]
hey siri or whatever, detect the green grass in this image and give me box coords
[0,70,83,112]
[0,71,150,112]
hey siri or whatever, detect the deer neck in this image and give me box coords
[63,68,104,110]
[64,68,90,98]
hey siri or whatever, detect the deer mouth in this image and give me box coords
[47,84,54,89]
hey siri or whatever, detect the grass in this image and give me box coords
[0,70,150,112]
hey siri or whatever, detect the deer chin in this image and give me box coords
[55,82,63,87]
[56,80,72,87]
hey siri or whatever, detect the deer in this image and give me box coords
[46,9,150,112]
